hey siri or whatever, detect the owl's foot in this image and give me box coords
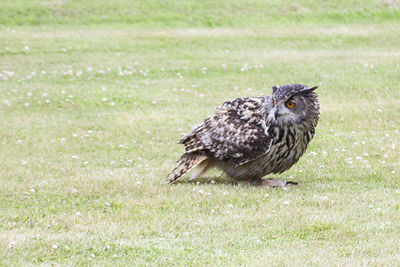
[247,178,298,188]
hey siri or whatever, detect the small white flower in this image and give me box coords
[3,99,11,106]
[24,102,30,108]
[53,244,58,249]
[283,201,290,205]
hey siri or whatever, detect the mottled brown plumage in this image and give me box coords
[167,84,320,186]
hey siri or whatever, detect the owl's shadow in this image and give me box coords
[174,176,237,186]
[172,176,300,188]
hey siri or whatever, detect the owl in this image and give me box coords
[166,84,319,187]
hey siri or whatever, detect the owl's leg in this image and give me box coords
[189,159,214,181]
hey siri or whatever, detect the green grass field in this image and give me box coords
[1,0,400,265]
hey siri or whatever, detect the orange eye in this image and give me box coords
[286,100,295,109]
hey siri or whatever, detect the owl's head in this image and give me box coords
[268,84,319,127]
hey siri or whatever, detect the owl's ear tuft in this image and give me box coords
[272,86,278,93]
[295,86,318,96]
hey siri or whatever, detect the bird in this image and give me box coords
[166,84,319,187]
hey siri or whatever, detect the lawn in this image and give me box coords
[1,0,400,265]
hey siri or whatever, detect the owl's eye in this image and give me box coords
[286,100,295,109]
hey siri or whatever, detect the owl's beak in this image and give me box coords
[274,110,280,119]
[275,108,287,119]
[274,105,291,119]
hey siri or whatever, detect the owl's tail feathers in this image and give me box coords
[167,152,209,184]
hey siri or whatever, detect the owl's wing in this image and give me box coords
[179,96,272,166]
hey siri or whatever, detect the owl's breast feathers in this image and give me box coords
[179,96,273,166]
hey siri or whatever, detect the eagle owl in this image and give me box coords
[167,84,319,187]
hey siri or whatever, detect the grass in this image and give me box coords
[2,0,400,27]
[1,0,400,265]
